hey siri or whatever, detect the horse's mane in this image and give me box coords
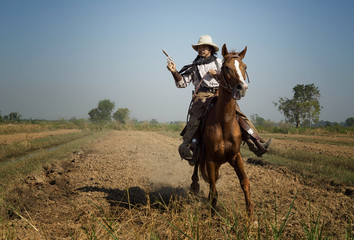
[222,50,240,62]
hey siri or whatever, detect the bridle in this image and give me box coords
[217,53,250,93]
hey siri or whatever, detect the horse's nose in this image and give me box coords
[244,82,248,91]
[238,82,248,97]
[237,82,248,91]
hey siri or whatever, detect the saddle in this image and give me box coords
[180,95,248,144]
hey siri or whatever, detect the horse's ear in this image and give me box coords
[239,46,247,59]
[222,44,228,58]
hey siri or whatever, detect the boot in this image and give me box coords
[178,141,193,161]
[178,138,198,166]
[178,119,200,165]
[238,117,271,157]
[246,138,272,157]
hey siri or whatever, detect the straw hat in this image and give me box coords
[192,35,219,52]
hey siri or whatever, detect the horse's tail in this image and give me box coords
[199,155,209,183]
[198,144,211,183]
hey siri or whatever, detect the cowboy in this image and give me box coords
[166,35,271,165]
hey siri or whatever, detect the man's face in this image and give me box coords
[197,45,211,58]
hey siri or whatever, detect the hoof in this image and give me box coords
[190,182,200,194]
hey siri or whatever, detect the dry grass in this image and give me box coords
[2,187,352,239]
[0,121,83,134]
[19,190,346,239]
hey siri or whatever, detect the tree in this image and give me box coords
[250,114,265,126]
[8,112,22,121]
[274,84,321,128]
[150,119,158,124]
[88,108,100,123]
[113,108,130,124]
[88,99,115,123]
[345,117,354,127]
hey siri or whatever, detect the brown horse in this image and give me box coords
[191,44,254,220]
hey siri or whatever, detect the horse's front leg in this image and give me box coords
[230,153,254,221]
[190,160,200,193]
[208,188,218,215]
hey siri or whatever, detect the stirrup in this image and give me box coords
[190,139,198,152]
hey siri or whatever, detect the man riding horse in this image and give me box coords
[166,35,271,165]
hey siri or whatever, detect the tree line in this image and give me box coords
[0,112,22,122]
[86,83,353,128]
[1,84,353,128]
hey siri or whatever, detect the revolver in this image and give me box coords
[162,49,174,65]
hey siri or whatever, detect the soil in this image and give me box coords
[3,131,353,239]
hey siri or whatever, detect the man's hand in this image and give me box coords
[167,61,176,73]
[208,69,217,76]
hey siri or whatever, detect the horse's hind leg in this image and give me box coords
[230,153,254,221]
[190,161,200,193]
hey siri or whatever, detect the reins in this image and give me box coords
[217,71,234,93]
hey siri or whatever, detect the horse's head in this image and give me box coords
[219,44,248,100]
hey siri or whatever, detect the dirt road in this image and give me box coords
[5,131,353,239]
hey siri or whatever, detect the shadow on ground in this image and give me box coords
[76,185,189,209]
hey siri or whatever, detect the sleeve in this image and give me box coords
[174,70,194,88]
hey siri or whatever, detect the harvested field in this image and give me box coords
[1,131,353,239]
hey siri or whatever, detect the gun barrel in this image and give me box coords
[162,49,174,63]
[162,49,169,57]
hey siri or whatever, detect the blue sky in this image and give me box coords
[1,0,353,123]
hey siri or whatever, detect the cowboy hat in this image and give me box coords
[192,35,219,52]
